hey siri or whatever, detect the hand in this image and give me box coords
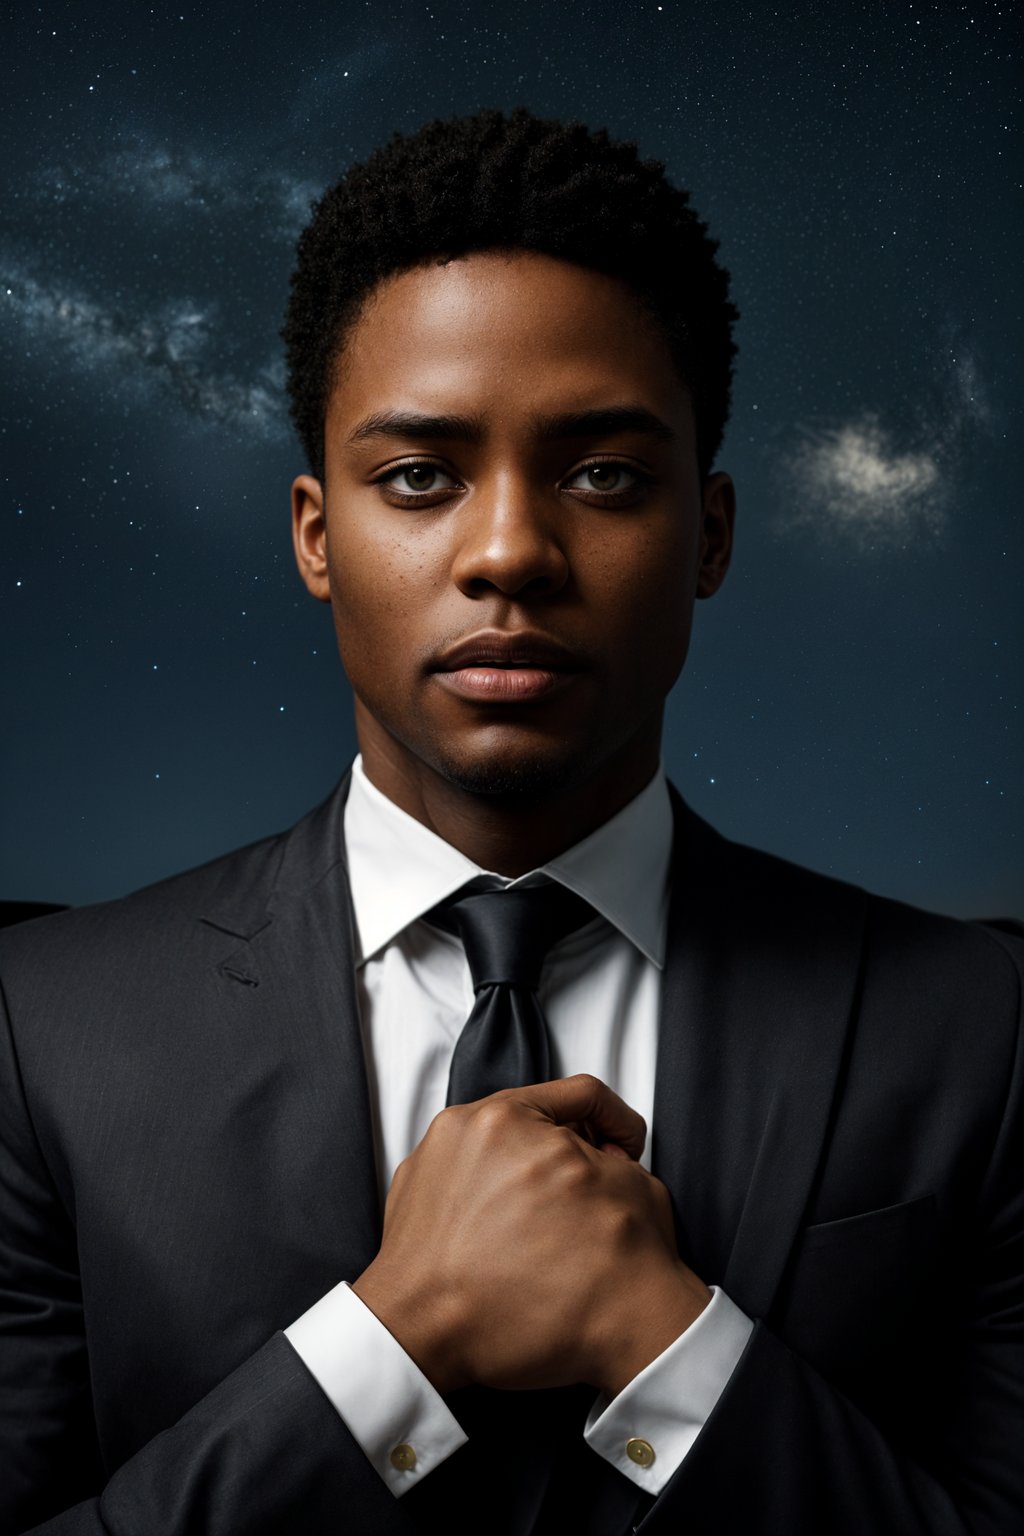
[352,1074,711,1397]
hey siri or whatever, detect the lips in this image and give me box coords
[432,629,583,672]
[430,628,585,706]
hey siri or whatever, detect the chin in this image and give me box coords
[428,737,593,802]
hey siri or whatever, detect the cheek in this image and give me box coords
[325,525,443,669]
[589,523,695,643]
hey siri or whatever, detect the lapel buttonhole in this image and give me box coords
[219,961,260,987]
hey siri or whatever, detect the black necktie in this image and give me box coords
[423,875,597,1106]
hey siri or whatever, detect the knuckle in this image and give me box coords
[557,1149,593,1190]
[427,1104,457,1135]
[425,1103,468,1147]
[569,1071,602,1095]
[549,1134,595,1190]
[474,1096,515,1135]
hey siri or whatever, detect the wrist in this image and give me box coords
[351,1261,467,1396]
[594,1262,712,1399]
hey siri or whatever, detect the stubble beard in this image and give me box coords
[425,730,596,804]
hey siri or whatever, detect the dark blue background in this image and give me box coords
[3,0,1021,917]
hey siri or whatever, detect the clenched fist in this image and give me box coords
[352,1073,710,1398]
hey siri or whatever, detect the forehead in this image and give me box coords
[326,250,692,441]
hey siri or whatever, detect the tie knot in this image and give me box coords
[424,877,596,992]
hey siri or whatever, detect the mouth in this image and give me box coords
[432,627,584,674]
[429,628,586,706]
[432,665,579,704]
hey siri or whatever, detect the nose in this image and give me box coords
[450,474,570,598]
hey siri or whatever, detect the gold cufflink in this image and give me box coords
[389,1442,417,1471]
[625,1437,655,1468]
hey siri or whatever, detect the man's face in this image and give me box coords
[292,249,734,806]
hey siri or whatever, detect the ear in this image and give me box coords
[696,471,736,599]
[291,473,331,603]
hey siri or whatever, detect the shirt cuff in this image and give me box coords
[284,1279,468,1497]
[583,1286,753,1495]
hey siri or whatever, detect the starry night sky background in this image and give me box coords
[3,0,1021,918]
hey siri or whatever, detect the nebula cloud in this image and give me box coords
[784,415,946,544]
[35,137,319,235]
[0,130,318,438]
[3,264,287,436]
[781,339,994,550]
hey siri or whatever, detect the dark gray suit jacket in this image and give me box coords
[1,767,1021,1534]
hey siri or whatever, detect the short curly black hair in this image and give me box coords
[282,107,739,484]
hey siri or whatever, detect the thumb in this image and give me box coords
[501,1073,647,1162]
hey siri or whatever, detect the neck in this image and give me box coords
[354,706,663,877]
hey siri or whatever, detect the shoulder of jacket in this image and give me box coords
[0,822,290,973]
[708,819,1023,1003]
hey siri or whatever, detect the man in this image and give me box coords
[0,107,1020,1536]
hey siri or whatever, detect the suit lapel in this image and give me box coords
[199,765,383,1293]
[653,784,868,1320]
[196,769,579,1534]
[502,784,867,1531]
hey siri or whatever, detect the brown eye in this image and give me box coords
[376,462,460,497]
[564,462,650,497]
[586,464,626,491]
[401,465,440,491]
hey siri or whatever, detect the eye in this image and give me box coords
[373,461,462,500]
[563,461,652,498]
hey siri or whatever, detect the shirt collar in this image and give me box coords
[343,752,674,971]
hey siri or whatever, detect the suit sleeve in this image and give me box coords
[0,975,411,1536]
[636,933,1024,1536]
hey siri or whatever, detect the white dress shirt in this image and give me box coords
[286,753,752,1499]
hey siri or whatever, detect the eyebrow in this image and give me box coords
[344,405,677,448]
